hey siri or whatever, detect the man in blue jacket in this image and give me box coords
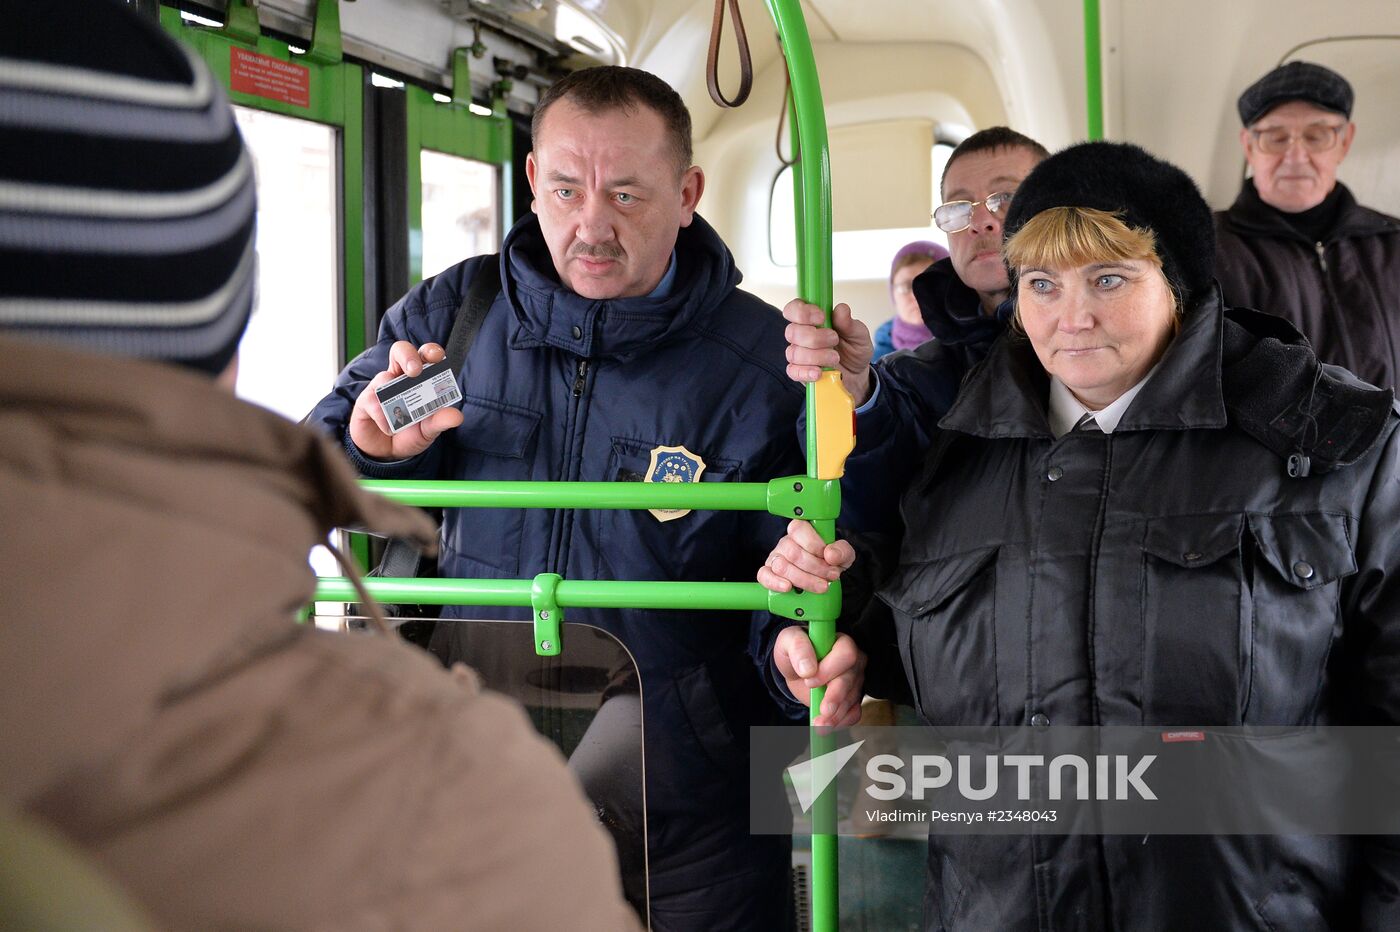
[308,67,803,930]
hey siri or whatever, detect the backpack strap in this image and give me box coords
[445,253,501,373]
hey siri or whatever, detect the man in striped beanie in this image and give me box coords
[0,0,255,379]
[0,3,639,929]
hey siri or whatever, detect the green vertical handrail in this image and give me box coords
[762,2,839,930]
[1083,0,1104,140]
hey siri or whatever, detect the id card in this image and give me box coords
[375,360,463,434]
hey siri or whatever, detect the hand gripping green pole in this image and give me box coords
[763,2,841,928]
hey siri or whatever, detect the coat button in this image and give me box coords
[1293,561,1315,580]
[571,325,583,340]
[1046,466,1064,482]
[1031,712,1050,728]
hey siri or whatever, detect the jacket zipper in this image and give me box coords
[547,355,591,578]
[1314,241,1329,273]
[1313,240,1353,364]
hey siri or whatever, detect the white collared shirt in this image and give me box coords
[1047,364,1161,438]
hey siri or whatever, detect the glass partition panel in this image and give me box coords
[231,106,340,422]
[327,617,648,926]
[420,150,499,281]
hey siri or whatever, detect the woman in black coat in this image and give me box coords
[760,142,1400,931]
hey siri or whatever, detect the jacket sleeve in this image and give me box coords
[1342,414,1400,930]
[840,529,913,706]
[838,341,975,532]
[870,319,895,361]
[1212,222,1268,314]
[746,421,818,719]
[303,267,477,481]
[751,521,913,714]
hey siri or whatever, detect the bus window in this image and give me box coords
[420,150,499,281]
[770,141,957,278]
[231,106,340,423]
[1284,38,1400,216]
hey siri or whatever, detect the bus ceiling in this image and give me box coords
[177,0,628,111]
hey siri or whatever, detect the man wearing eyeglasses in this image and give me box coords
[1216,61,1400,390]
[782,127,1048,532]
[767,129,1048,731]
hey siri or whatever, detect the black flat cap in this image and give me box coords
[1002,141,1214,304]
[1237,61,1353,126]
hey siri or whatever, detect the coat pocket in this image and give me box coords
[600,438,743,581]
[877,546,1001,724]
[1253,866,1332,932]
[1140,513,1248,724]
[443,397,542,575]
[672,661,746,779]
[1241,512,1356,723]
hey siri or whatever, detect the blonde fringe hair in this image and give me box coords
[1003,206,1182,332]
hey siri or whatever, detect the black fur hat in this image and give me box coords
[1001,141,1214,303]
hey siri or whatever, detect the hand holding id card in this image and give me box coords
[375,361,464,434]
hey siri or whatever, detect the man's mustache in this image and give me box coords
[570,242,625,260]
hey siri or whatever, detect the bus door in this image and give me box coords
[160,0,364,421]
[403,57,511,285]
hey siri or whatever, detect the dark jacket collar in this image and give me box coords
[1219,305,1395,472]
[911,256,1012,346]
[937,283,1394,472]
[1221,180,1399,244]
[941,284,1228,440]
[501,213,740,362]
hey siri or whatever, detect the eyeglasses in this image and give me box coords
[933,191,1014,233]
[1249,123,1347,155]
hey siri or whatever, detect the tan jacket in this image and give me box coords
[0,337,639,931]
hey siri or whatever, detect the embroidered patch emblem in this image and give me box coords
[646,445,706,522]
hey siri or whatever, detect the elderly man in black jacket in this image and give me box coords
[1215,61,1400,390]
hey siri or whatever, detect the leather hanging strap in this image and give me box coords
[706,0,753,109]
[775,46,797,167]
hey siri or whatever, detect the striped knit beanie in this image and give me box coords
[0,0,255,376]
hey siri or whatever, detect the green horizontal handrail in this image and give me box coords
[354,475,840,519]
[360,478,766,510]
[316,577,767,611]
[313,477,843,641]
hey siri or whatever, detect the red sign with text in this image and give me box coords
[229,47,310,108]
[1160,731,1207,743]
